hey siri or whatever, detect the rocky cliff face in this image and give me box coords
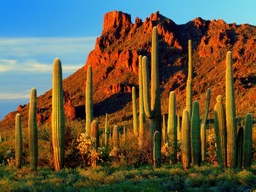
[1,11,256,130]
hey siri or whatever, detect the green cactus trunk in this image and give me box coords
[167,91,177,164]
[52,58,65,171]
[153,131,161,168]
[86,65,93,133]
[191,101,201,166]
[214,95,227,168]
[186,40,193,118]
[28,88,38,171]
[225,51,237,168]
[181,109,190,169]
[105,113,110,148]
[132,86,139,137]
[243,113,252,168]
[90,120,99,150]
[15,113,22,169]
[138,55,145,150]
[112,125,119,147]
[236,127,244,169]
[200,124,206,162]
[142,27,161,163]
[201,88,211,127]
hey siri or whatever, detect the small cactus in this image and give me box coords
[105,113,110,148]
[200,124,206,162]
[15,113,22,169]
[112,125,119,147]
[132,86,138,137]
[243,113,252,168]
[90,120,99,150]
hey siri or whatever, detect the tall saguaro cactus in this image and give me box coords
[181,109,190,169]
[186,40,193,117]
[52,58,65,171]
[132,86,138,137]
[15,113,22,169]
[167,91,177,164]
[28,88,38,171]
[142,26,161,154]
[214,95,227,168]
[225,51,236,168]
[138,55,145,150]
[191,101,201,166]
[86,65,93,133]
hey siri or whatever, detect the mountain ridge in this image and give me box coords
[1,10,256,130]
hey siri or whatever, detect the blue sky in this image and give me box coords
[0,0,256,120]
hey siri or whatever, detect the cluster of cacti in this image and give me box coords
[28,88,38,171]
[86,65,93,133]
[52,58,65,171]
[15,113,22,169]
[213,52,253,169]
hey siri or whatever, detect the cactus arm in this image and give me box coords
[139,55,145,149]
[132,86,139,137]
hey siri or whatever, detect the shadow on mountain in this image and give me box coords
[75,92,132,119]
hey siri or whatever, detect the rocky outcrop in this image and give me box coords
[1,10,256,130]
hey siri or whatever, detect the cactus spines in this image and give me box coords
[15,113,22,169]
[214,95,227,168]
[167,91,177,164]
[142,26,161,154]
[28,88,38,171]
[225,51,237,168]
[90,120,99,150]
[105,113,110,148]
[153,131,161,168]
[86,65,93,133]
[186,40,193,117]
[52,58,65,171]
[138,55,145,149]
[243,113,252,168]
[132,86,138,137]
[191,101,201,166]
[112,125,119,147]
[181,109,190,169]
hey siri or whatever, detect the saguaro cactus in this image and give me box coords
[105,113,110,148]
[153,131,161,168]
[181,109,190,169]
[162,115,166,144]
[200,124,206,162]
[112,125,119,147]
[28,88,38,171]
[214,95,227,168]
[201,88,211,127]
[142,27,161,155]
[243,113,252,168]
[186,40,193,117]
[90,120,99,150]
[167,91,177,164]
[132,86,138,137]
[15,113,22,169]
[138,55,145,150]
[191,101,201,166]
[52,58,65,171]
[225,51,236,168]
[86,65,93,133]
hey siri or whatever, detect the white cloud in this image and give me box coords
[0,91,30,100]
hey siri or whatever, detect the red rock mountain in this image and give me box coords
[1,11,256,130]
